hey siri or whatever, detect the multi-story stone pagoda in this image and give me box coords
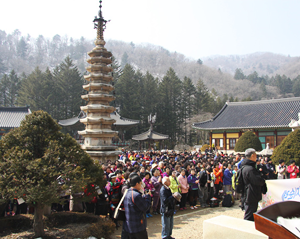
[78,0,120,162]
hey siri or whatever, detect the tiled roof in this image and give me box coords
[58,111,140,127]
[0,107,31,128]
[193,97,300,130]
[132,128,169,141]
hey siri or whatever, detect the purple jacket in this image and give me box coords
[151,176,162,196]
[187,174,199,190]
[143,177,154,191]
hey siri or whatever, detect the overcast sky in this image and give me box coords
[0,0,299,59]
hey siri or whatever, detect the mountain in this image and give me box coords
[105,41,279,100]
[0,29,287,101]
[202,52,300,78]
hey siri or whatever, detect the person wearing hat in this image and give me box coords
[287,160,299,179]
[265,157,276,179]
[240,148,265,221]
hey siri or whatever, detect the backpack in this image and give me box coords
[235,166,245,194]
[222,194,233,207]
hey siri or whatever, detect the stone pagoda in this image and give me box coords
[78,0,120,163]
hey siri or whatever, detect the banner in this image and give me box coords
[259,178,300,209]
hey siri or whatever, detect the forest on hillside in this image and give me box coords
[1,29,300,146]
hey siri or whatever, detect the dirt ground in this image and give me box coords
[0,203,244,239]
[112,203,244,239]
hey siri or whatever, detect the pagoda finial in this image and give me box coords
[93,0,109,40]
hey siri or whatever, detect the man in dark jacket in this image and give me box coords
[198,168,208,207]
[123,174,152,239]
[160,177,176,239]
[241,148,265,221]
[265,158,276,179]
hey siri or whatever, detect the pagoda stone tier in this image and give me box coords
[78,2,120,163]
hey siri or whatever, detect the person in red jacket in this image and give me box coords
[287,160,299,179]
[213,163,223,199]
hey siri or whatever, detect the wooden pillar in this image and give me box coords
[209,132,212,146]
[274,129,277,147]
[223,131,227,151]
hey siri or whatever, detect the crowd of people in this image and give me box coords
[2,147,299,238]
[94,148,299,238]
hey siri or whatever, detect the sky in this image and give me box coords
[0,0,300,59]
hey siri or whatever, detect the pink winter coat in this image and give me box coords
[178,174,189,194]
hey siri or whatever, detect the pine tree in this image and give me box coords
[139,71,159,132]
[0,70,20,107]
[0,111,103,237]
[157,68,182,145]
[115,64,140,119]
[0,74,9,106]
[18,67,47,111]
[53,56,83,120]
[194,78,212,114]
[234,68,245,80]
[181,77,196,144]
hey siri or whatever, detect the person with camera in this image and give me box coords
[277,159,287,179]
[123,173,152,239]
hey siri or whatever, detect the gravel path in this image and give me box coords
[112,203,244,239]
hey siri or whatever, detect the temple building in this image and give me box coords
[192,97,300,152]
[78,1,120,162]
[0,106,31,139]
[132,113,169,149]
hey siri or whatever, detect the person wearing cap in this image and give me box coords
[240,148,265,221]
[265,157,276,179]
[287,160,299,179]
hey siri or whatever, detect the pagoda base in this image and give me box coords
[85,150,121,163]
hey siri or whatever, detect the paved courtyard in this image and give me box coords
[112,203,244,239]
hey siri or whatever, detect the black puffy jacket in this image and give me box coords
[241,158,265,203]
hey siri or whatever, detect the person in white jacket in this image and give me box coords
[277,159,287,179]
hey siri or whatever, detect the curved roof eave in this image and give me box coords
[192,125,290,131]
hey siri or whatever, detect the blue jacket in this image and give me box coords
[123,188,151,233]
[223,168,233,185]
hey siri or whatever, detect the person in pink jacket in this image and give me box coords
[143,172,154,217]
[287,160,299,179]
[178,168,189,210]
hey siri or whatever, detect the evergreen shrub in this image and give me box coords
[86,218,116,239]
[271,129,300,165]
[234,131,262,152]
[46,212,99,227]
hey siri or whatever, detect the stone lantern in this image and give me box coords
[78,0,120,163]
